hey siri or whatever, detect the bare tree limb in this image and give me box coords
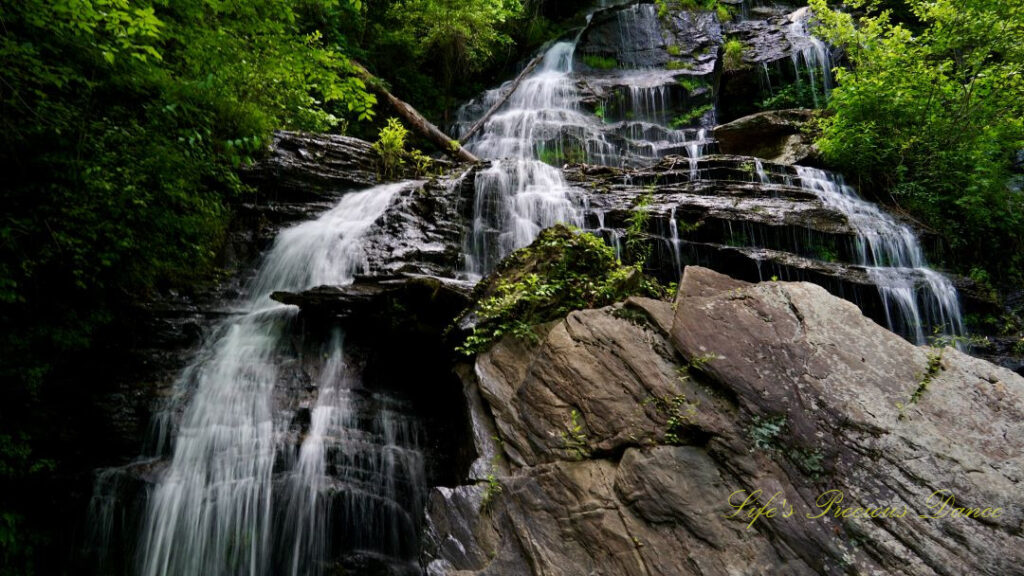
[459,53,545,144]
[352,63,480,163]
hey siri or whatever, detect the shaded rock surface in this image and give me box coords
[714,108,818,164]
[240,130,379,200]
[423,267,1024,575]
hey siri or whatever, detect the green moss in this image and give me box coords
[582,54,618,70]
[723,38,745,70]
[670,104,713,128]
[455,225,669,355]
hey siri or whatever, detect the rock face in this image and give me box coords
[423,267,1024,576]
[713,108,818,164]
[240,130,379,200]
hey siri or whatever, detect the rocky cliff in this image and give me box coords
[423,266,1024,576]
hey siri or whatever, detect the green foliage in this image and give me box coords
[676,76,708,93]
[723,38,745,70]
[646,394,696,445]
[536,142,585,166]
[666,60,694,71]
[656,0,729,21]
[1014,339,1024,358]
[808,239,839,263]
[391,0,523,113]
[757,71,819,111]
[372,117,410,180]
[479,468,503,511]
[625,193,654,267]
[898,347,945,419]
[748,414,787,451]
[561,409,591,460]
[456,225,667,355]
[670,104,714,128]
[808,0,1024,282]
[583,54,618,70]
[0,433,55,575]
[0,1,387,569]
[914,349,945,403]
[666,44,682,57]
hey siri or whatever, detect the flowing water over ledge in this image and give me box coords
[457,1,963,344]
[92,183,431,576]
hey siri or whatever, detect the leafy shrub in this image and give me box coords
[809,0,1024,282]
[372,118,409,180]
[625,193,654,267]
[561,409,591,460]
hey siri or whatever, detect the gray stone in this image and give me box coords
[425,266,1024,575]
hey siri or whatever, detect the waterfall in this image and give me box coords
[754,159,770,184]
[135,182,426,576]
[786,7,834,106]
[795,166,964,342]
[461,41,589,277]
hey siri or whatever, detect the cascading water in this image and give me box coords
[460,6,711,276]
[785,7,833,106]
[795,166,964,343]
[461,41,589,277]
[457,0,961,347]
[130,182,426,576]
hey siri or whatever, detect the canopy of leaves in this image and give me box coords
[809,0,1024,282]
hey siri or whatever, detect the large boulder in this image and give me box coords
[423,266,1024,575]
[713,109,818,164]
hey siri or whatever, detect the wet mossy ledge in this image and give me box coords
[451,225,673,355]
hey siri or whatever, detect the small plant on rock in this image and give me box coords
[561,409,591,460]
[723,38,745,71]
[371,117,409,180]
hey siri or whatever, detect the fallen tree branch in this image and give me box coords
[352,63,480,163]
[459,53,545,145]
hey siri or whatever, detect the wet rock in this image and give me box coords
[714,108,818,164]
[574,2,720,130]
[240,130,378,200]
[717,8,837,123]
[271,276,473,322]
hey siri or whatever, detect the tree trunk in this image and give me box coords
[352,63,480,163]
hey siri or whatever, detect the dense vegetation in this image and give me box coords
[809,0,1024,283]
